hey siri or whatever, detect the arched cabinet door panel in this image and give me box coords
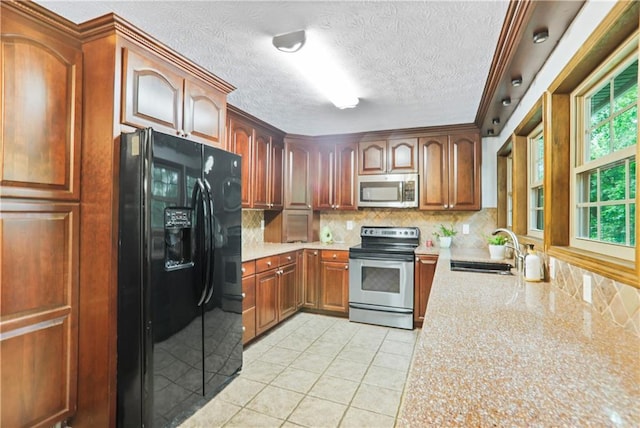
[122,47,183,134]
[1,34,82,200]
[184,78,226,148]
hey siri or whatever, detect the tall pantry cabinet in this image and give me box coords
[1,2,81,427]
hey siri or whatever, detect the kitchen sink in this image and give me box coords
[450,260,513,275]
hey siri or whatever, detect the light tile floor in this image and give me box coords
[179,312,419,427]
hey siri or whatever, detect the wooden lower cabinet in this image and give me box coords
[256,268,279,335]
[414,255,438,326]
[302,249,321,309]
[319,251,350,314]
[0,201,79,427]
[279,263,297,321]
[242,261,256,344]
[253,252,298,338]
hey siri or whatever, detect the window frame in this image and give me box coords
[570,37,637,262]
[527,124,545,238]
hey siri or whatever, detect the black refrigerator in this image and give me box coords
[117,128,243,427]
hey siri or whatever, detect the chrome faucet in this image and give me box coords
[492,228,524,272]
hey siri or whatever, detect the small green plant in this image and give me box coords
[486,235,509,245]
[433,224,457,238]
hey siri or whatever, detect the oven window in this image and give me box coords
[362,267,400,293]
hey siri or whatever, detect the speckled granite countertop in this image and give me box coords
[398,248,640,426]
[242,242,354,262]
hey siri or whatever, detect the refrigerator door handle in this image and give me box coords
[192,178,210,307]
[203,179,216,304]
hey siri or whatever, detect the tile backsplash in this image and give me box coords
[551,258,640,338]
[318,208,499,248]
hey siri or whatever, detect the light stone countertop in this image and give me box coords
[397,248,640,426]
[242,242,354,262]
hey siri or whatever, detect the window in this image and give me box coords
[572,38,637,261]
[528,125,544,237]
[506,153,513,228]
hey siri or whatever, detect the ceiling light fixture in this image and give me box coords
[492,118,500,125]
[273,29,359,109]
[501,97,511,106]
[487,129,494,136]
[511,76,523,87]
[533,29,549,44]
[272,30,306,53]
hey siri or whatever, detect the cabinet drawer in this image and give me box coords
[242,307,256,344]
[256,256,278,273]
[242,275,256,310]
[321,250,349,263]
[242,260,256,277]
[279,251,296,266]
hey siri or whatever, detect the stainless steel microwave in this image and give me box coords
[358,173,418,208]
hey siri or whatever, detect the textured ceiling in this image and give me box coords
[39,1,510,136]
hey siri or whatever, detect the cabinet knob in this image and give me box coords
[241,267,246,273]
[242,326,246,332]
[443,204,448,208]
[335,205,340,209]
[267,261,272,266]
[287,256,292,261]
[345,265,349,270]
[242,293,246,298]
[313,251,318,256]
[307,204,311,208]
[332,254,337,259]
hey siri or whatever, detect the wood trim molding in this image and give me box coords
[474,1,535,127]
[228,104,286,137]
[548,245,637,288]
[1,0,82,41]
[513,96,543,137]
[549,0,639,94]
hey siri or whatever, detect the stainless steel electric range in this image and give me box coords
[348,226,420,330]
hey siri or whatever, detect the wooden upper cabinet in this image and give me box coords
[285,141,313,210]
[122,46,226,147]
[335,142,357,210]
[358,138,417,174]
[228,118,253,207]
[252,128,283,210]
[1,9,82,201]
[449,133,481,210]
[314,144,335,210]
[314,141,357,210]
[419,136,449,210]
[359,141,387,174]
[388,138,418,173]
[183,78,226,147]
[269,138,284,210]
[418,133,481,211]
[252,129,270,209]
[122,46,183,133]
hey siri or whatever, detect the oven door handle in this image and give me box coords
[348,302,413,314]
[349,253,414,262]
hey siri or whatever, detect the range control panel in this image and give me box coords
[360,226,420,239]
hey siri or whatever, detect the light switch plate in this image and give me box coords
[549,257,556,279]
[462,224,469,234]
[346,220,354,230]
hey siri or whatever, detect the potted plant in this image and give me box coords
[487,234,509,260]
[434,224,457,248]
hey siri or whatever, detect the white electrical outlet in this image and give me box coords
[346,220,354,230]
[549,257,556,279]
[260,219,265,230]
[582,274,592,304]
[462,224,470,235]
